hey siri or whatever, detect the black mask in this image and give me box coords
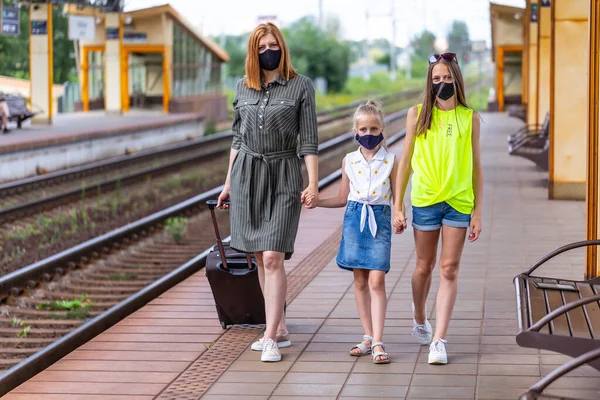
[432,82,455,100]
[356,133,384,150]
[259,49,281,71]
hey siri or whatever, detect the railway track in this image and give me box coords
[0,107,410,396]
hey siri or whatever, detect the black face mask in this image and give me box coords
[432,82,455,101]
[259,49,281,71]
[356,133,384,150]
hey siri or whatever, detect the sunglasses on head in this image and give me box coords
[428,52,457,64]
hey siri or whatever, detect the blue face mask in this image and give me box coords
[356,133,384,150]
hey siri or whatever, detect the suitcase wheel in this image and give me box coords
[221,321,227,329]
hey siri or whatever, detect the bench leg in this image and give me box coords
[519,347,600,400]
[17,118,22,129]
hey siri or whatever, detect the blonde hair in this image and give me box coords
[352,99,385,130]
[245,23,298,90]
[353,99,387,149]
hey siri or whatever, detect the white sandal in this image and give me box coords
[349,334,373,356]
[371,341,391,364]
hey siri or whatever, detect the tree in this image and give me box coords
[409,30,436,77]
[52,9,77,84]
[375,53,391,68]
[446,20,471,63]
[217,16,351,92]
[0,2,76,84]
[0,1,30,79]
[221,34,248,79]
[410,30,436,60]
[283,16,350,92]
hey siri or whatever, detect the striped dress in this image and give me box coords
[229,74,318,257]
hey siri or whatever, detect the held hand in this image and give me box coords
[217,186,230,209]
[393,210,407,234]
[468,216,482,242]
[301,185,319,209]
[304,195,317,208]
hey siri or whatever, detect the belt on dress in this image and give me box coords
[240,144,298,222]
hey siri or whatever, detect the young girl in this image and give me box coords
[312,99,399,364]
[393,52,483,365]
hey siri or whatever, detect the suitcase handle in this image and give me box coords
[205,200,252,270]
[206,199,228,210]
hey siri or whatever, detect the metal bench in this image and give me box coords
[520,348,600,399]
[508,105,527,123]
[3,94,37,128]
[508,112,550,145]
[509,138,549,171]
[508,113,549,171]
[514,240,600,399]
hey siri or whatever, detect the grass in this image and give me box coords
[36,294,93,312]
[164,216,188,244]
[17,326,31,338]
[108,272,137,281]
[48,310,90,319]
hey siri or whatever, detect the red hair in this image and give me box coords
[245,22,297,90]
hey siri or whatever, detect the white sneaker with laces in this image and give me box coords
[411,303,433,345]
[251,331,291,351]
[261,338,281,362]
[428,338,448,364]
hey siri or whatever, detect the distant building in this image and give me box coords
[489,2,525,111]
[66,3,229,121]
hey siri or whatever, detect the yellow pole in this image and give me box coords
[47,4,53,121]
[527,0,540,126]
[163,48,170,113]
[82,47,89,112]
[589,0,600,279]
[29,3,52,124]
[522,1,529,108]
[119,14,125,112]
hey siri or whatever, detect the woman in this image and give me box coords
[393,52,483,365]
[217,23,319,363]
[0,94,10,134]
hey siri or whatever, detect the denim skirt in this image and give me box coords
[336,201,392,273]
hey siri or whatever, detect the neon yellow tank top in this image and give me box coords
[410,104,474,214]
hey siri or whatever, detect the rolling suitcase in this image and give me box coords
[205,200,266,329]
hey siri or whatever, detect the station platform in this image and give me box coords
[4,112,600,400]
[0,111,204,153]
[0,111,205,183]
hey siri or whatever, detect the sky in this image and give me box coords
[123,0,525,47]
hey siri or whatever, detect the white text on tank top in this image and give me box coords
[345,147,395,237]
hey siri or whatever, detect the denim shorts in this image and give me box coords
[412,201,471,231]
[336,201,391,273]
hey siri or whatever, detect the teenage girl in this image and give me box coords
[311,99,400,364]
[393,52,483,365]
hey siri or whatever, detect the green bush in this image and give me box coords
[205,120,217,136]
[165,217,188,244]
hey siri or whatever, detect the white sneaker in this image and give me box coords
[411,303,433,345]
[428,338,448,364]
[251,331,291,351]
[261,338,281,362]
